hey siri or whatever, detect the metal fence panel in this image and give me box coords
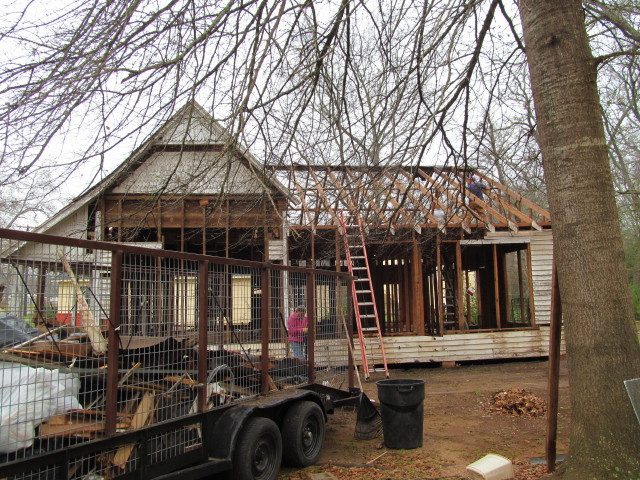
[0,229,352,479]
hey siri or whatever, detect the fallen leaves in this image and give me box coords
[485,388,547,417]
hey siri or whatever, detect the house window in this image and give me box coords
[174,276,197,331]
[231,274,252,325]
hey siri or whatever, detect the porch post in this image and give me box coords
[411,236,425,335]
[436,233,444,335]
[455,241,464,330]
[493,244,501,329]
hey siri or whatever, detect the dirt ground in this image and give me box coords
[279,357,570,480]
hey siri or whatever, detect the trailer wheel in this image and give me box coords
[232,417,282,480]
[281,401,325,467]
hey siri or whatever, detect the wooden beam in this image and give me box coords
[402,258,411,331]
[385,171,446,233]
[263,201,268,262]
[493,244,501,329]
[416,169,472,234]
[517,250,526,323]
[465,270,471,327]
[345,168,395,233]
[100,198,106,241]
[369,172,421,234]
[307,168,342,228]
[478,253,484,328]
[202,206,206,255]
[434,167,512,232]
[180,199,185,252]
[398,169,459,232]
[291,174,317,231]
[482,184,543,231]
[412,237,425,335]
[527,243,536,326]
[502,247,511,325]
[117,199,123,242]
[474,171,551,223]
[436,234,444,336]
[326,169,360,224]
[455,241,465,330]
[157,200,163,246]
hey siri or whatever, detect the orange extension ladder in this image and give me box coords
[340,212,389,379]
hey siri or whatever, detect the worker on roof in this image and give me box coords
[467,175,490,220]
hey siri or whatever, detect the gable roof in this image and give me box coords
[34,102,289,234]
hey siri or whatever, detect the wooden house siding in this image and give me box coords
[481,229,554,326]
[357,327,562,364]
[155,111,228,145]
[221,327,564,366]
[111,151,266,196]
[529,230,554,325]
[13,206,92,261]
[48,206,90,239]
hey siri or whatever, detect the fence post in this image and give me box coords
[261,263,271,394]
[106,250,123,436]
[306,272,316,383]
[198,261,209,412]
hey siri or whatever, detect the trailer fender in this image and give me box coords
[207,404,256,459]
[207,390,326,460]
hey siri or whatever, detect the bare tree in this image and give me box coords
[519,1,640,477]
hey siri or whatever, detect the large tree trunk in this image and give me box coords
[518,1,640,478]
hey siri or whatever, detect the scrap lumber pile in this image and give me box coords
[484,388,547,417]
[2,326,308,472]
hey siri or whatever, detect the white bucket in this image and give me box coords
[465,453,515,480]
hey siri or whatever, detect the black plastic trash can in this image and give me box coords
[376,379,425,449]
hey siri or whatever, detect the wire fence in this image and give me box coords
[0,228,353,480]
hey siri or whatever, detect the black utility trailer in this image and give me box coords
[0,229,366,480]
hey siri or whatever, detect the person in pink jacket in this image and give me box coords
[287,305,308,360]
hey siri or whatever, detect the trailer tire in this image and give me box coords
[232,417,282,480]
[281,401,325,467]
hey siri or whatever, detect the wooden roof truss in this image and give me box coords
[273,165,551,234]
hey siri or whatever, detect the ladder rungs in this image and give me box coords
[366,368,387,373]
[354,278,369,282]
[358,302,374,306]
[361,327,379,332]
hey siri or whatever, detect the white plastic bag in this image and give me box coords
[0,362,82,453]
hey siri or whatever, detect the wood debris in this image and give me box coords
[484,388,547,417]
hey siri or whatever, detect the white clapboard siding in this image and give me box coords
[529,230,554,325]
[268,239,288,262]
[205,328,561,367]
[16,205,91,261]
[358,327,563,364]
[482,229,554,326]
